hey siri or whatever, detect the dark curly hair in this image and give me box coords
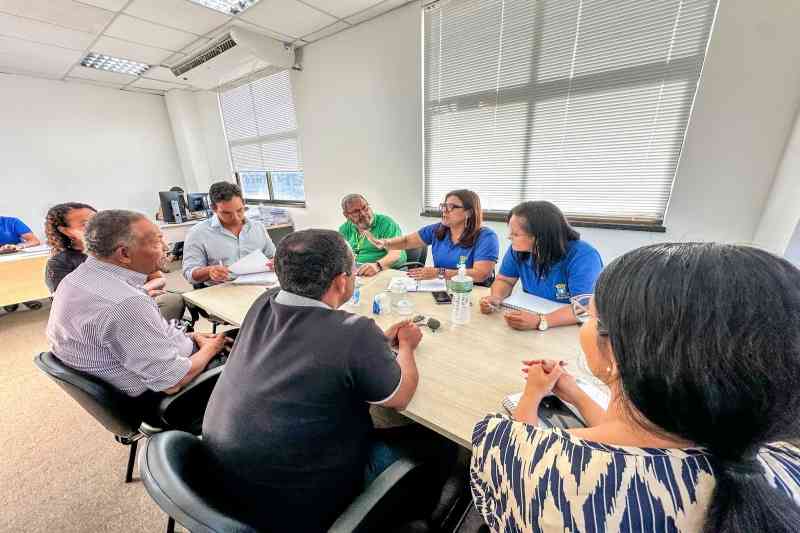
[45,202,96,254]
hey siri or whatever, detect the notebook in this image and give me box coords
[502,378,610,425]
[502,291,568,314]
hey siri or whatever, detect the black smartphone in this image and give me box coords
[432,291,452,304]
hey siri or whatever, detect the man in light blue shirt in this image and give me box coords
[182,181,275,286]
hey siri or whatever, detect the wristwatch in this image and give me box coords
[537,314,549,331]
[437,267,446,279]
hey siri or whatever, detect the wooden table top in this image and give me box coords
[183,270,590,447]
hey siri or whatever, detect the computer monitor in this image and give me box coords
[186,192,211,215]
[159,191,187,224]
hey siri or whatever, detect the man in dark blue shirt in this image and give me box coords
[0,216,41,252]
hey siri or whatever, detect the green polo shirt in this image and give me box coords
[339,213,407,267]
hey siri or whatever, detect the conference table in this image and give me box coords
[183,270,593,448]
[0,248,51,308]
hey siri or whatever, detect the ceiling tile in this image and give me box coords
[345,0,410,25]
[124,0,230,36]
[105,14,197,51]
[92,35,173,65]
[0,12,95,50]
[301,21,349,43]
[74,0,128,11]
[240,0,336,39]
[130,77,186,91]
[68,64,138,84]
[0,0,115,34]
[140,65,184,83]
[0,35,82,77]
[65,76,125,89]
[302,0,384,19]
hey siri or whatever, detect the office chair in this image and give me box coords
[34,352,224,483]
[141,431,463,533]
[396,246,428,271]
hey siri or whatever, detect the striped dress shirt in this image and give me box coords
[46,256,193,397]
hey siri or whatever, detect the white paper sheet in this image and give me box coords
[388,276,447,292]
[20,244,50,253]
[502,291,568,314]
[229,250,270,275]
[231,272,278,285]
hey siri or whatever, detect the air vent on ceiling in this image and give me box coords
[171,34,237,77]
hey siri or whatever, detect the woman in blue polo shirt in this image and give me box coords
[479,201,603,331]
[0,215,41,253]
[366,189,499,285]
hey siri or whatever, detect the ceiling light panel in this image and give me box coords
[80,52,150,76]
[187,0,263,15]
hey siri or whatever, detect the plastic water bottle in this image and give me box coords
[450,258,473,325]
[348,278,362,307]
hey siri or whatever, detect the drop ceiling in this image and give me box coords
[0,0,414,95]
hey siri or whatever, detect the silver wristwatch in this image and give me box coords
[537,314,549,331]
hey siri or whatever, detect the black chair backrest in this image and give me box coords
[34,352,143,440]
[405,246,428,266]
[141,431,258,533]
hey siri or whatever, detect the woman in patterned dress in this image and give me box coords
[471,242,800,532]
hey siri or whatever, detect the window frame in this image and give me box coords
[234,171,306,208]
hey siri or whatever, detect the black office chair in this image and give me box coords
[141,431,463,533]
[396,246,428,270]
[34,352,224,483]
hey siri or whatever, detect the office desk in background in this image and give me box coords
[183,270,591,448]
[0,249,50,307]
[158,219,295,246]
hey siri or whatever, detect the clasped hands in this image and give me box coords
[479,295,541,330]
[192,332,232,354]
[384,320,423,350]
[519,358,581,408]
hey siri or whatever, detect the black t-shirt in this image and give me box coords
[202,289,401,532]
[45,249,87,293]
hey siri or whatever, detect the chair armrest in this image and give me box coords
[156,366,224,432]
[329,457,427,533]
[395,262,425,271]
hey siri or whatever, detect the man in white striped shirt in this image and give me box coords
[46,210,226,417]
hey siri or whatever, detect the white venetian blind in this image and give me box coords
[219,69,302,173]
[423,0,718,225]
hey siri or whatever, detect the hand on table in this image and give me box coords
[504,310,541,330]
[407,267,438,280]
[208,264,231,283]
[479,295,503,314]
[397,323,423,350]
[385,320,412,347]
[357,263,380,277]
[0,244,19,253]
[522,359,580,404]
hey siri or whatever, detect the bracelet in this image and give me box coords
[376,262,383,271]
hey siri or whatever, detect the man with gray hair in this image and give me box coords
[46,210,226,423]
[339,194,405,276]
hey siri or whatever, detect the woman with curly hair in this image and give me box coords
[44,202,96,293]
[44,203,185,323]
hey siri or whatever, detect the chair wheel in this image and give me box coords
[3,305,19,313]
[24,301,43,310]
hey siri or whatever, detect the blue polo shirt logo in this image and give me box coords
[555,283,570,301]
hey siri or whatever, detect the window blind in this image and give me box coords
[219,69,303,178]
[423,0,718,226]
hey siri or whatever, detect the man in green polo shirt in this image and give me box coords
[339,194,406,276]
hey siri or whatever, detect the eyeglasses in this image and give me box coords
[439,203,465,212]
[345,205,371,216]
[571,294,608,336]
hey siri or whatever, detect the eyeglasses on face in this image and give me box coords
[439,203,465,212]
[346,205,370,216]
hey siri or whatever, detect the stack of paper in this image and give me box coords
[229,251,278,286]
[502,291,568,314]
[389,276,447,292]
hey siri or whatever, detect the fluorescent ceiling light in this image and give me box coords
[188,0,262,15]
[80,53,150,76]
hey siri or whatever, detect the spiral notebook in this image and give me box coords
[501,291,568,314]
[502,378,610,425]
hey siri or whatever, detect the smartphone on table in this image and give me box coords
[432,291,452,304]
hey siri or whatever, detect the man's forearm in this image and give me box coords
[379,250,402,269]
[391,347,419,409]
[190,266,212,282]
[164,345,218,394]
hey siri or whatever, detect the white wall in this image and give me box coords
[0,74,186,236]
[181,0,800,262]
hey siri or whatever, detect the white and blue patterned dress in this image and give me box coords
[471,414,800,532]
